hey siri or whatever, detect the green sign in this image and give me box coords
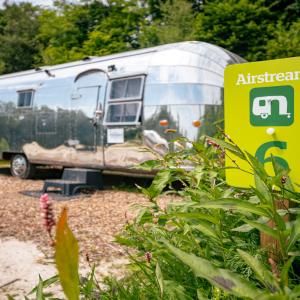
[250,85,294,126]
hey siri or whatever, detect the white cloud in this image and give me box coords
[0,0,53,7]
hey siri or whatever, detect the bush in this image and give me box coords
[27,135,300,300]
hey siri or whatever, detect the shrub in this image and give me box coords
[26,135,300,300]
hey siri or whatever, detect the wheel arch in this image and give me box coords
[2,151,25,161]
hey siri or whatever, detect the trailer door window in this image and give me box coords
[18,90,34,107]
[105,102,141,124]
[109,76,144,100]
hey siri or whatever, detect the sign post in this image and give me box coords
[225,57,300,188]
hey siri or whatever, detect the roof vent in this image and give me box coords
[82,56,92,61]
[107,65,117,72]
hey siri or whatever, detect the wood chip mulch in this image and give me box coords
[0,168,177,264]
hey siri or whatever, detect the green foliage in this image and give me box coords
[102,136,300,299]
[192,0,275,61]
[0,3,41,74]
[1,0,299,74]
[266,20,300,59]
[28,135,300,299]
[82,0,145,56]
[140,0,195,47]
[163,240,262,299]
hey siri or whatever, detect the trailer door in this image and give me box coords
[70,70,107,167]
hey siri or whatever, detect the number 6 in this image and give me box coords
[255,141,289,169]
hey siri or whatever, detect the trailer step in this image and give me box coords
[42,168,103,196]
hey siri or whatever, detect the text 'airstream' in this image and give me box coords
[0,41,244,178]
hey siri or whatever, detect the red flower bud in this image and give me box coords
[145,252,152,263]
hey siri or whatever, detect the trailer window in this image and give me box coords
[109,76,144,100]
[105,102,141,124]
[18,90,34,107]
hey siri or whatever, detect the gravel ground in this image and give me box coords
[0,167,155,261]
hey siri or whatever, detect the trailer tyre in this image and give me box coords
[10,154,36,179]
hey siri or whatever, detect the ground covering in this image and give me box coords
[32,135,300,299]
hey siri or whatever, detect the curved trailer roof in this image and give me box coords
[0,41,245,90]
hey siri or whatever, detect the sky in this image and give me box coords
[0,0,54,7]
[0,0,80,7]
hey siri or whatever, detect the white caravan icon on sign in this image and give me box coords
[252,96,291,119]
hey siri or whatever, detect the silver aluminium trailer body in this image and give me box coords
[0,41,244,178]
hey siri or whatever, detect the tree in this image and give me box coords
[140,0,195,47]
[266,20,300,59]
[82,0,145,56]
[0,3,41,74]
[192,0,279,61]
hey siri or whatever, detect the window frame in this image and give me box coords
[104,101,142,126]
[108,75,145,102]
[17,89,34,108]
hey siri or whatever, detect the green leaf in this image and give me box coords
[156,262,164,298]
[165,212,219,224]
[55,207,80,300]
[28,275,59,295]
[291,284,300,298]
[232,223,254,233]
[232,216,268,232]
[192,221,219,240]
[36,275,45,300]
[162,240,262,299]
[256,294,290,300]
[281,256,295,286]
[253,173,273,204]
[287,216,300,252]
[135,208,152,225]
[135,159,161,171]
[143,169,173,200]
[164,280,190,300]
[246,152,268,180]
[197,289,209,300]
[237,250,279,292]
[244,219,278,239]
[194,199,270,217]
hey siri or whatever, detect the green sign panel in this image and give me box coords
[250,85,294,126]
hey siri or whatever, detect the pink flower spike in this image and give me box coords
[39,193,55,240]
[40,193,49,203]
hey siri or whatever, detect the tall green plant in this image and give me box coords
[111,135,300,299]
[27,136,300,299]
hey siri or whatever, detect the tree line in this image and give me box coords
[0,0,299,75]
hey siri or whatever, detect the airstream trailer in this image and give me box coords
[0,41,244,179]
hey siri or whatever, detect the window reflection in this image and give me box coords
[109,77,143,100]
[147,66,224,84]
[106,102,140,123]
[144,83,223,106]
[18,90,34,107]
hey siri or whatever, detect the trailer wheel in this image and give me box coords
[10,154,36,179]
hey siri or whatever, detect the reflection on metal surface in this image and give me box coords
[0,41,244,175]
[144,130,168,156]
[11,155,27,176]
[24,142,158,168]
[192,120,201,128]
[144,104,223,143]
[159,119,169,126]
